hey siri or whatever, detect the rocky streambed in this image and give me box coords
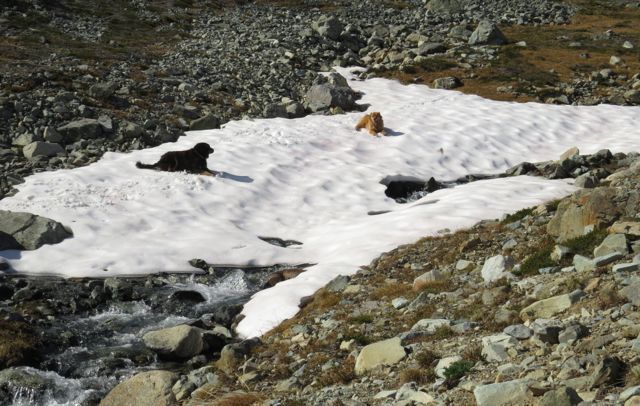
[0,264,304,405]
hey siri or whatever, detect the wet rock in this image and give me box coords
[0,210,73,250]
[170,290,206,303]
[99,370,179,406]
[143,325,203,360]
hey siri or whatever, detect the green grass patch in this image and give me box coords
[444,360,474,381]
[501,206,535,224]
[562,229,608,256]
[514,243,555,276]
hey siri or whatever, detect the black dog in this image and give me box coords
[135,142,216,175]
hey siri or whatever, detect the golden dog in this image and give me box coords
[355,112,385,136]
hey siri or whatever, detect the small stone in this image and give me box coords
[503,324,532,340]
[481,255,515,283]
[392,297,409,309]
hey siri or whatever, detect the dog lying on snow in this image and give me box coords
[135,142,216,176]
[355,112,385,136]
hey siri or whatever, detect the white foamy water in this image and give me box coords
[1,67,640,337]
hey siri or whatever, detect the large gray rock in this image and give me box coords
[481,255,514,283]
[189,114,220,131]
[481,333,518,362]
[355,337,406,375]
[312,15,343,40]
[520,291,583,321]
[0,210,73,250]
[22,141,64,159]
[537,387,583,406]
[305,73,359,113]
[143,325,203,360]
[89,82,117,99]
[99,370,178,406]
[474,379,532,405]
[547,188,620,242]
[57,118,103,141]
[469,21,507,46]
[593,233,628,257]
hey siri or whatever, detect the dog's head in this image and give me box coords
[370,112,384,129]
[194,142,214,157]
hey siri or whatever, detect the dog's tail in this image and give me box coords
[135,162,156,170]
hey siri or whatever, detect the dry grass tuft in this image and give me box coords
[190,389,264,406]
[398,367,436,385]
[316,357,356,386]
[372,282,412,300]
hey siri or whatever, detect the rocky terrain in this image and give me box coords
[2,0,640,405]
[126,148,640,405]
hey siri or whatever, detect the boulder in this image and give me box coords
[189,114,220,131]
[89,82,117,99]
[593,233,628,257]
[473,379,532,405]
[355,337,406,375]
[412,269,444,290]
[416,42,446,56]
[410,318,451,334]
[142,325,203,360]
[0,210,73,250]
[547,188,621,242]
[312,15,343,40]
[481,333,518,362]
[537,386,583,406]
[57,118,103,141]
[433,76,463,89]
[609,221,640,236]
[520,291,583,321]
[481,255,514,283]
[469,21,507,46]
[99,370,178,406]
[305,73,359,112]
[22,141,64,159]
[216,338,261,375]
